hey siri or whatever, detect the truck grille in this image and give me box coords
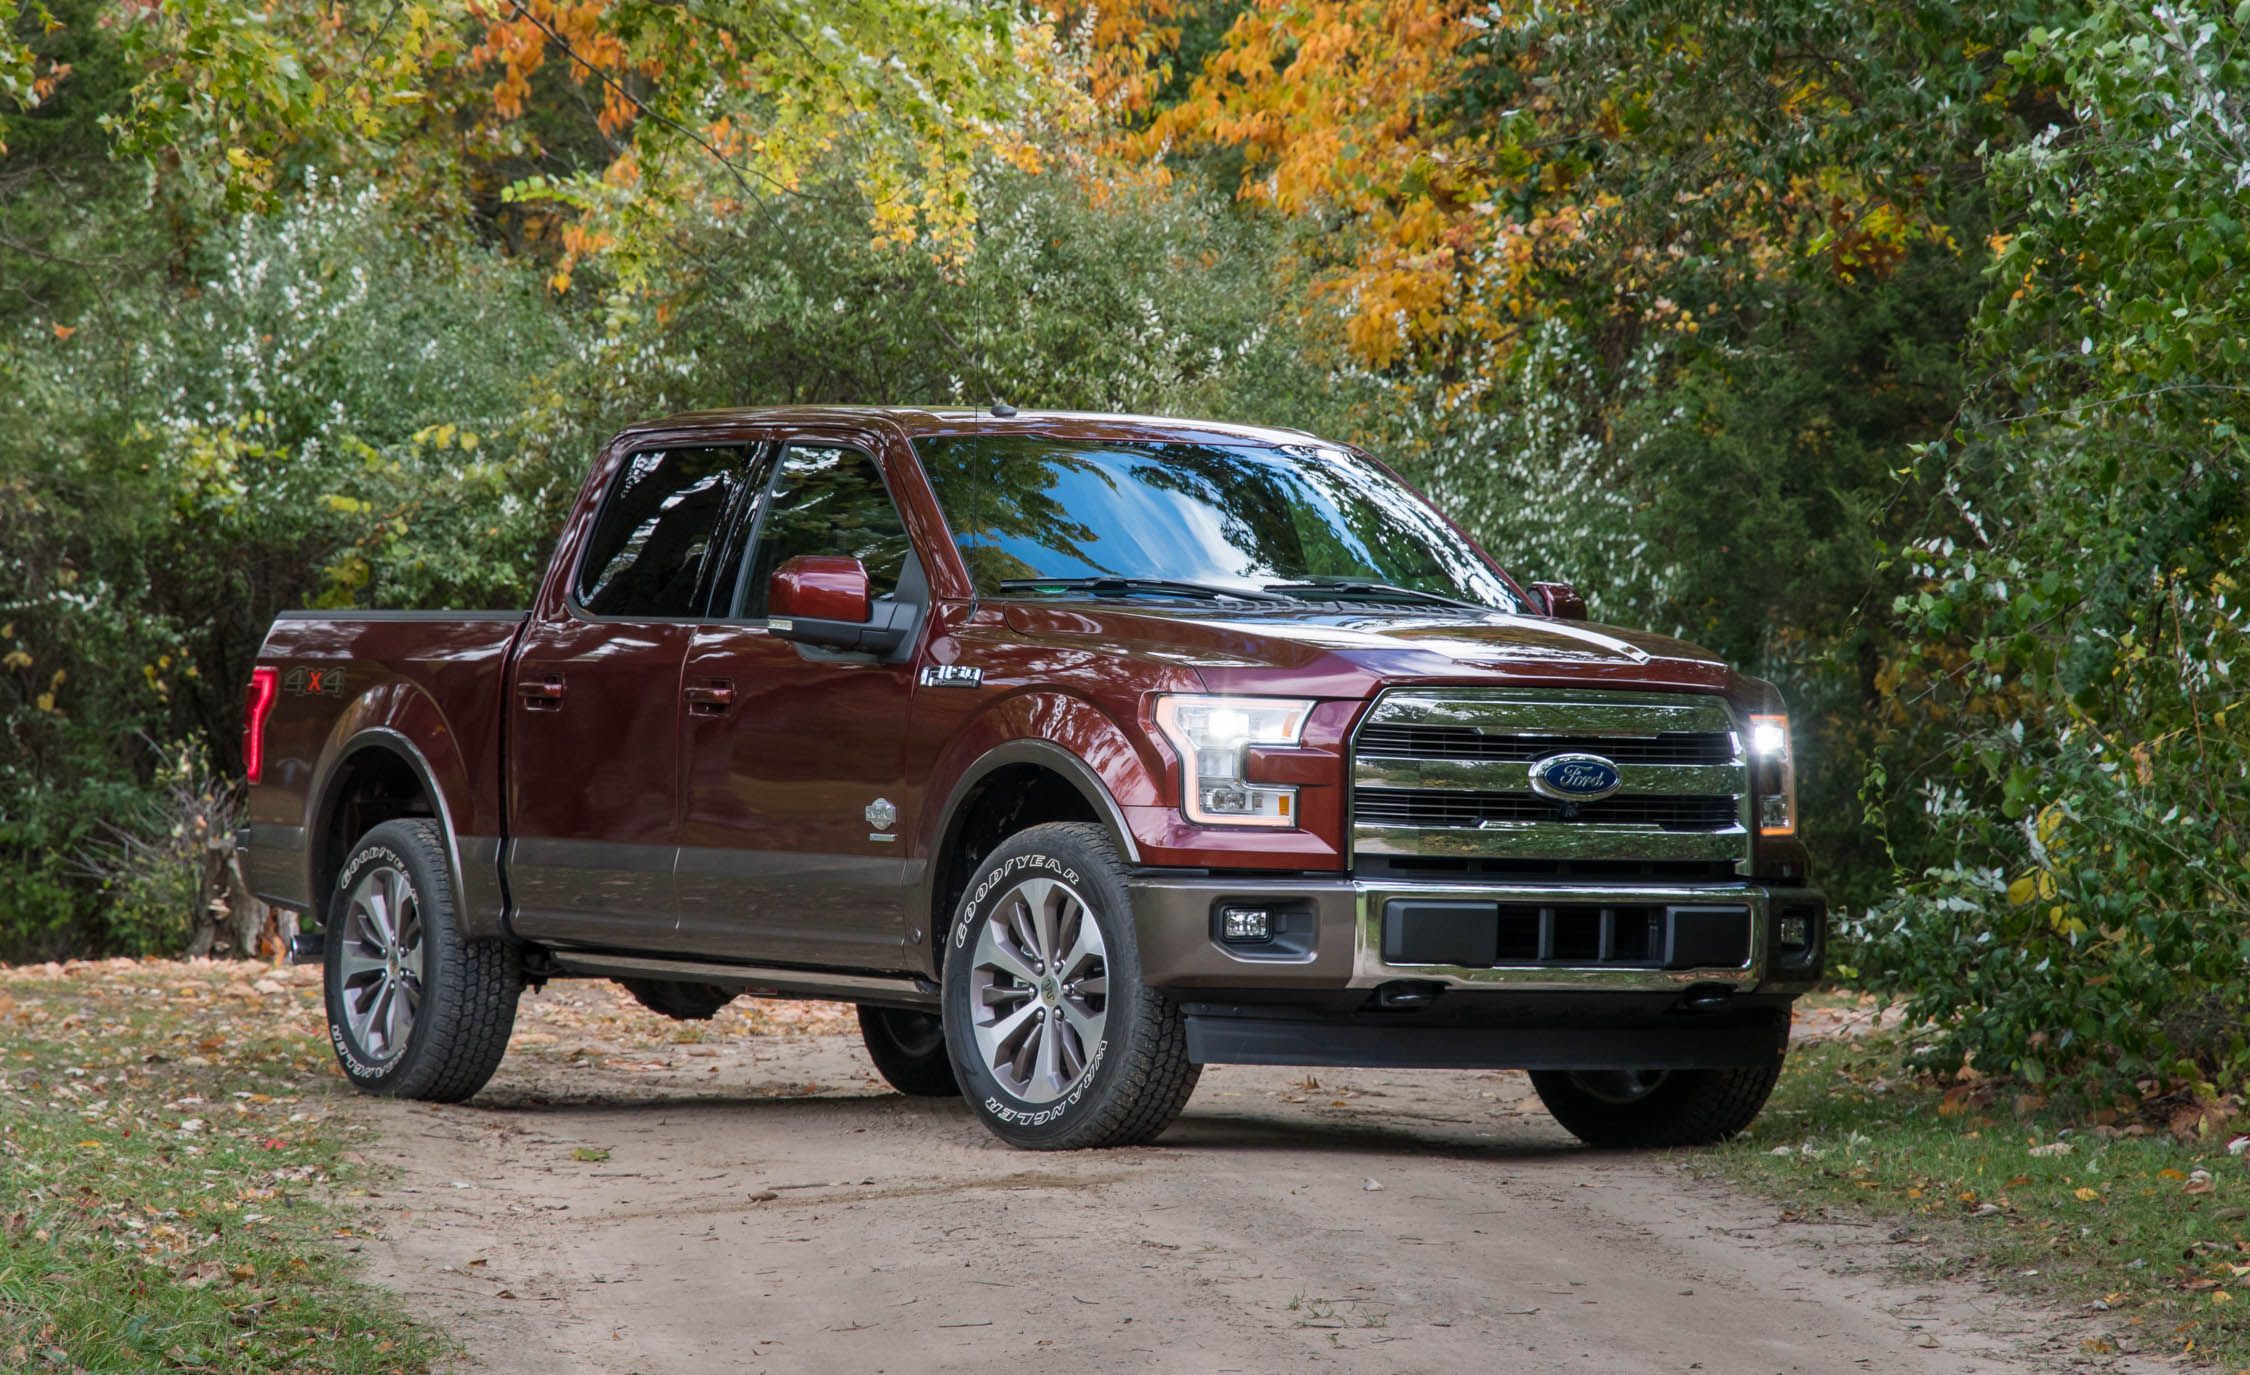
[1354,787,1740,831]
[1357,724,1735,766]
[1350,688,1751,874]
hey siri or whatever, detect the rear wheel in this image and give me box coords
[857,1005,961,1097]
[1530,1059,1783,1148]
[617,979,738,1021]
[324,819,520,1102]
[942,822,1199,1149]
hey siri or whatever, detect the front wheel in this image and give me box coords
[941,823,1199,1149]
[1530,1059,1783,1148]
[324,819,521,1102]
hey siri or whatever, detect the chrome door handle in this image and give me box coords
[517,676,566,704]
[684,681,736,712]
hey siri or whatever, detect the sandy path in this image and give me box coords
[349,983,2147,1375]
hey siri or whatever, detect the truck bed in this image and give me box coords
[242,610,529,929]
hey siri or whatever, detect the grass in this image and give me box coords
[0,962,441,1374]
[1717,1025,2250,1370]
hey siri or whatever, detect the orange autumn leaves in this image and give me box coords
[1091,0,1930,375]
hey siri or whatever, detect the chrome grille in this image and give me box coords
[1350,688,1751,873]
[1357,724,1735,766]
[1354,787,1740,831]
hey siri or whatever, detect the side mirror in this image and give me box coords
[1529,580,1587,620]
[771,554,871,623]
[767,555,918,655]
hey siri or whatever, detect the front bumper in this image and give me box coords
[1129,872,1825,1000]
[1128,872,1822,1071]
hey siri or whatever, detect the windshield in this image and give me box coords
[912,435,1519,611]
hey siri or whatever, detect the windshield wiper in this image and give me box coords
[1262,579,1484,610]
[998,577,1290,603]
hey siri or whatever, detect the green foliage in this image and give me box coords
[1863,0,2250,1098]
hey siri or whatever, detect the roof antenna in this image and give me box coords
[989,400,1017,418]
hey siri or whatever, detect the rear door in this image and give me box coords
[676,434,924,969]
[506,442,757,950]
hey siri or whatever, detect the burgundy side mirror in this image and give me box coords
[770,554,871,624]
[1529,580,1587,620]
[766,555,919,655]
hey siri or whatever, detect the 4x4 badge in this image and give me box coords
[919,664,983,689]
[865,798,898,831]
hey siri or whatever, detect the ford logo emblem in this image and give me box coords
[1528,752,1623,802]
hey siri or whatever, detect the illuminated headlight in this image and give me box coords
[1153,695,1313,828]
[1749,712,1796,837]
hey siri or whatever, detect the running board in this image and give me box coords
[543,950,939,1011]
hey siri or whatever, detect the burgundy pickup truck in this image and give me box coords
[242,407,1824,1150]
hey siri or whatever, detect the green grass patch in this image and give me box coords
[1718,1031,2250,1369]
[0,963,440,1373]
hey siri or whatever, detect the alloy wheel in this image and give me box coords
[337,865,425,1062]
[968,876,1108,1103]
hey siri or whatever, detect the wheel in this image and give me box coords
[1530,1059,1784,1148]
[857,1005,962,1097]
[618,978,738,1021]
[941,821,1200,1149]
[324,819,521,1102]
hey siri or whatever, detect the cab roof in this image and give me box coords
[620,405,1337,452]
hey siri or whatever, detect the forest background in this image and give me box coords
[1,0,2244,1107]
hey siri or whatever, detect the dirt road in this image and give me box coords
[351,983,2137,1375]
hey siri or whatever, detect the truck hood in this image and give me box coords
[996,602,1746,700]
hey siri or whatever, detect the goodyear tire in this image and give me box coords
[941,822,1199,1149]
[324,819,521,1102]
[1530,1059,1784,1148]
[619,979,738,1021]
[857,1005,962,1097]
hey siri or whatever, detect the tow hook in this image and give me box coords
[1372,980,1444,1011]
[1678,983,1734,1013]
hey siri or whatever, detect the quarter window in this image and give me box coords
[576,446,746,617]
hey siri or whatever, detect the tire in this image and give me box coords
[1530,1059,1784,1148]
[618,978,738,1021]
[857,1005,962,1097]
[324,819,521,1102]
[941,822,1200,1149]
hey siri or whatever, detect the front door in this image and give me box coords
[677,437,923,969]
[507,443,755,950]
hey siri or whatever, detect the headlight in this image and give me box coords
[1153,694,1313,828]
[1749,712,1796,837]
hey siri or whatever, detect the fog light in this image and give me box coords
[1220,905,1272,944]
[1778,914,1812,950]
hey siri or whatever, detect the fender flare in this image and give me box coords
[308,727,504,941]
[931,738,1143,869]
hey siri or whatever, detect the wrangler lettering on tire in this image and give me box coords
[323,819,521,1103]
[941,823,1199,1150]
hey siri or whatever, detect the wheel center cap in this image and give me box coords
[1040,978,1060,1005]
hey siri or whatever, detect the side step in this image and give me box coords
[544,950,939,1011]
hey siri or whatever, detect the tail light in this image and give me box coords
[244,666,279,784]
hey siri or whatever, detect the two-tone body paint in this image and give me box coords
[245,405,1810,979]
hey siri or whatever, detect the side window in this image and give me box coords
[738,444,912,618]
[576,446,746,617]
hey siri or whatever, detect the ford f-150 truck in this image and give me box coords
[242,407,1825,1150]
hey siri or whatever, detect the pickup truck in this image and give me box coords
[242,407,1825,1150]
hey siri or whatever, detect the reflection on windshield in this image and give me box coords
[913,436,1517,611]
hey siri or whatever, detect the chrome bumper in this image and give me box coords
[1128,872,1824,995]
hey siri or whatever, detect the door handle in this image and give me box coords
[684,681,736,713]
[517,676,566,705]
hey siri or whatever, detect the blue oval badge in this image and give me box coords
[1528,752,1623,802]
